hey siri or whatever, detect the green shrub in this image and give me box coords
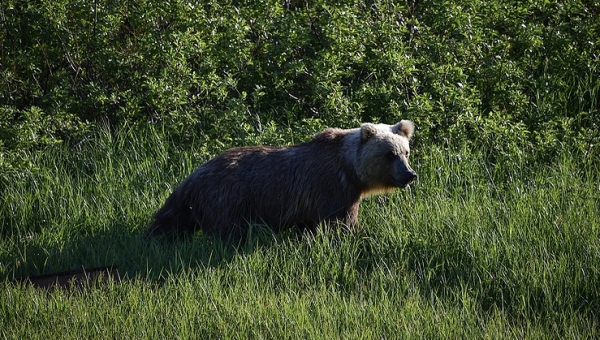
[1,0,598,171]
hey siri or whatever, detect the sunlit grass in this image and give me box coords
[1,126,598,339]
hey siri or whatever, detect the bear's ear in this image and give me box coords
[360,123,378,142]
[393,120,414,140]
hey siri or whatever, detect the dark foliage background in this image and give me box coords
[1,0,599,170]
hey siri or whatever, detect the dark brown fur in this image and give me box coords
[146,122,416,242]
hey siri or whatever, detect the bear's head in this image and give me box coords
[354,120,416,195]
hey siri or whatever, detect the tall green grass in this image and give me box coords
[1,126,598,339]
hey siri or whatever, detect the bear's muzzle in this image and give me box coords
[397,170,417,187]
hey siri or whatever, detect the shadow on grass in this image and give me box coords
[4,221,289,287]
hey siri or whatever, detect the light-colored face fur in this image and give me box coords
[351,120,416,196]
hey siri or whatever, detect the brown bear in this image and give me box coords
[146,121,416,242]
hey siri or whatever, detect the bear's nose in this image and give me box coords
[397,170,417,188]
[407,171,417,182]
